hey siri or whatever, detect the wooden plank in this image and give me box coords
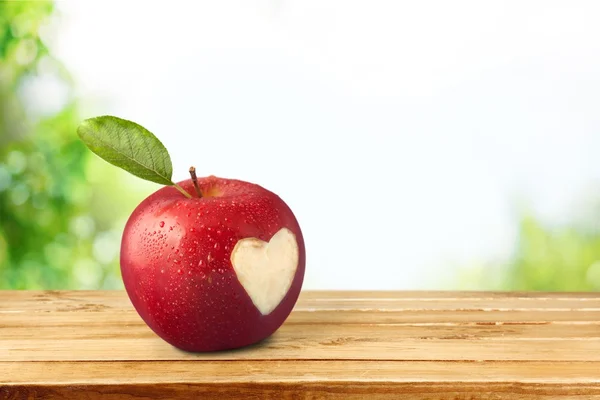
[2,291,600,398]
[3,361,600,384]
[3,336,600,362]
[2,291,600,312]
[286,310,600,324]
[2,361,600,399]
[3,320,600,340]
[4,384,600,400]
[0,310,600,329]
[300,290,600,299]
[4,309,599,326]
[2,291,600,362]
[2,291,600,315]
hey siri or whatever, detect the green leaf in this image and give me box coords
[77,116,174,185]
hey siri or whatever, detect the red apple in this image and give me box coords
[120,175,305,352]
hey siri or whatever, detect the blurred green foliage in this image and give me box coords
[506,214,600,290]
[0,1,151,289]
[456,213,600,291]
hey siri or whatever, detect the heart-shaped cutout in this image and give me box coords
[230,228,299,315]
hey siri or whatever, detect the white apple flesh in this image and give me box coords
[231,227,299,315]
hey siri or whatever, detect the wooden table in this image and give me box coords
[1,291,600,399]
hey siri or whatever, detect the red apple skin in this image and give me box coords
[120,176,305,352]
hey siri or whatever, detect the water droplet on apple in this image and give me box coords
[197,260,203,267]
[177,269,182,274]
[214,242,220,250]
[159,221,165,228]
[189,227,195,233]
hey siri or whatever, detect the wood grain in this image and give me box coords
[1,290,600,399]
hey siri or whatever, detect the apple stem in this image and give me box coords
[173,183,193,199]
[189,166,202,198]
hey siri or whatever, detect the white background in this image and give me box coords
[43,0,600,289]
